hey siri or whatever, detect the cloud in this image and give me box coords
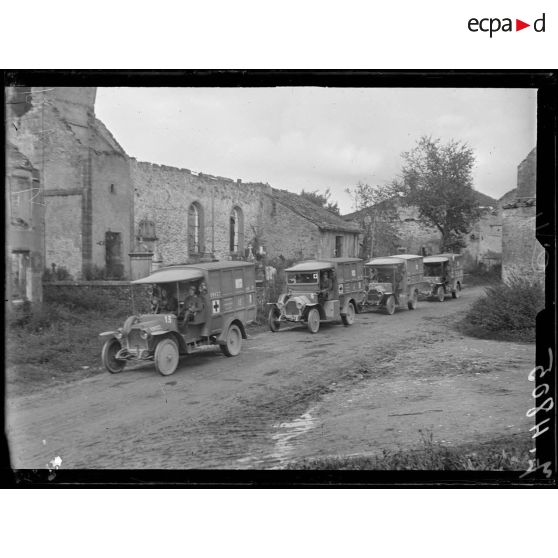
[95,87,537,213]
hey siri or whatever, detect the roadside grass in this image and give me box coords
[285,431,532,471]
[6,297,131,394]
[456,275,543,343]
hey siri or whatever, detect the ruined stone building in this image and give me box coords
[501,148,544,281]
[6,87,133,280]
[6,86,361,284]
[130,161,360,275]
[343,190,502,267]
[6,143,44,304]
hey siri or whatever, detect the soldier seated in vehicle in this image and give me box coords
[318,270,333,303]
[181,284,203,325]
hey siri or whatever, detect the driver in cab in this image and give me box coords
[318,270,333,303]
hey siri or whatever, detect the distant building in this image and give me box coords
[6,143,44,305]
[501,148,543,281]
[343,191,501,266]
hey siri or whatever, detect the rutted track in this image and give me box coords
[6,286,534,469]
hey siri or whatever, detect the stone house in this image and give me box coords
[501,148,544,281]
[264,189,361,261]
[6,143,45,305]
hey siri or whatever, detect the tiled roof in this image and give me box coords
[270,188,361,233]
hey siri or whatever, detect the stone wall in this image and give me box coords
[517,148,536,198]
[6,146,45,304]
[7,88,89,277]
[501,148,542,282]
[90,149,134,277]
[131,160,269,265]
[502,204,544,282]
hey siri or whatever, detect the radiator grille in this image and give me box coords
[285,300,300,316]
[125,330,148,353]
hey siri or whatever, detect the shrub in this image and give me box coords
[459,274,544,341]
[464,262,502,286]
[7,302,68,333]
[43,265,74,282]
[82,263,109,281]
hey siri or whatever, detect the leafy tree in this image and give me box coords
[395,136,480,253]
[300,188,340,215]
[345,181,401,258]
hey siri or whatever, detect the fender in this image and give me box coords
[153,330,188,353]
[99,330,119,339]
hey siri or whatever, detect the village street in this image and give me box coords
[6,285,534,469]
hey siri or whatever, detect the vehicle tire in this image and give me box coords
[407,290,418,310]
[154,338,179,376]
[221,324,242,357]
[384,295,396,315]
[101,338,126,374]
[341,302,355,326]
[307,308,320,333]
[452,283,461,299]
[437,285,445,302]
[268,307,281,332]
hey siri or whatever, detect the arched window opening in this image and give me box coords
[188,202,204,255]
[230,206,244,253]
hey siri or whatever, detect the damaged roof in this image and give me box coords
[270,188,361,233]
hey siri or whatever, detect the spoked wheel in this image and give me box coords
[384,295,396,315]
[437,285,445,302]
[407,290,418,310]
[341,302,355,326]
[102,338,126,374]
[268,307,281,332]
[154,338,179,376]
[307,308,320,333]
[452,283,461,299]
[221,324,242,357]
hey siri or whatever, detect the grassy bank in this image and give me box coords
[6,288,135,394]
[286,432,532,471]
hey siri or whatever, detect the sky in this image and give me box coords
[95,87,537,214]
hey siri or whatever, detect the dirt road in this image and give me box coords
[6,286,535,469]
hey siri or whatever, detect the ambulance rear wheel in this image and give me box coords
[452,283,461,299]
[268,307,281,332]
[341,302,355,325]
[221,324,242,357]
[407,290,418,310]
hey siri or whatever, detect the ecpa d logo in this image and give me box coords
[468,13,546,37]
